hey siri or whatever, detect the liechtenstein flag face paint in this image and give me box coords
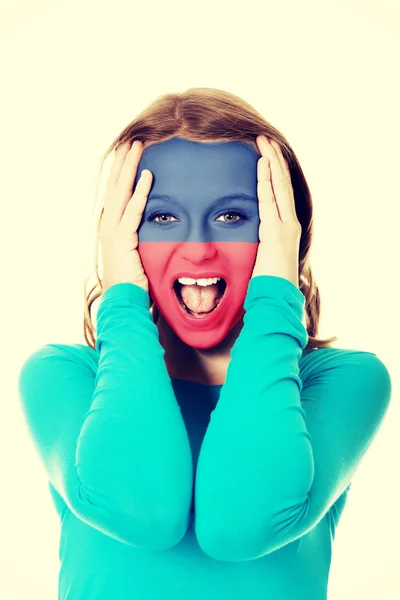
[135,137,261,350]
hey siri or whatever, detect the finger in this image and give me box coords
[120,169,153,235]
[106,141,132,192]
[257,156,282,225]
[117,140,144,196]
[103,141,134,225]
[268,139,298,223]
[104,141,144,226]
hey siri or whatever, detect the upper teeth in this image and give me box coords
[177,277,221,287]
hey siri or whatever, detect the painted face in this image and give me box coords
[135,136,260,350]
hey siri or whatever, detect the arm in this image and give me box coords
[194,275,391,561]
[18,282,193,550]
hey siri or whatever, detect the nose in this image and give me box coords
[181,215,220,244]
[177,241,218,265]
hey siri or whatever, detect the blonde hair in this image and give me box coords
[83,87,338,351]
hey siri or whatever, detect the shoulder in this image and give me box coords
[18,343,99,380]
[299,346,392,397]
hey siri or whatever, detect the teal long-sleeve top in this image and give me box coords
[18,275,392,600]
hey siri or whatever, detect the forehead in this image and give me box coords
[136,137,260,191]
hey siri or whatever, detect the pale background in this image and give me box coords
[0,0,398,598]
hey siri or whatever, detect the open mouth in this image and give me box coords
[173,279,227,317]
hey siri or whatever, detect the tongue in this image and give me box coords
[180,283,221,314]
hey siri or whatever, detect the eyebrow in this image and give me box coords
[147,193,257,206]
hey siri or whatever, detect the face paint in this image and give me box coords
[134,137,260,350]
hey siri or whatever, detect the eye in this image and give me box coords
[215,211,246,224]
[147,210,247,226]
[149,212,178,225]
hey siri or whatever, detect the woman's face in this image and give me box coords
[135,136,261,350]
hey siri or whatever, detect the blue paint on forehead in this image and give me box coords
[135,136,261,243]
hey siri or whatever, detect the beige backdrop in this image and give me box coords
[0,0,398,598]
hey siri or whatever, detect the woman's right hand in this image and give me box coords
[99,140,153,293]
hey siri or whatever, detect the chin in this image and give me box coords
[176,325,236,352]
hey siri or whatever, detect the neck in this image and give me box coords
[155,312,244,385]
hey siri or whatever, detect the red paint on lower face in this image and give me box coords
[138,241,258,350]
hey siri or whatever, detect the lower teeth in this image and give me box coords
[181,299,220,315]
[187,303,218,315]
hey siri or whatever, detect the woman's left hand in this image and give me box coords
[251,135,302,289]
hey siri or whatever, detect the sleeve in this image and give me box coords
[18,282,193,550]
[194,275,392,561]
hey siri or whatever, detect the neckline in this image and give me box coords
[169,348,314,388]
[170,376,224,388]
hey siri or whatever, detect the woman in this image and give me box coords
[18,87,392,600]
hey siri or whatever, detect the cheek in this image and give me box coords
[224,243,258,280]
[137,242,168,281]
